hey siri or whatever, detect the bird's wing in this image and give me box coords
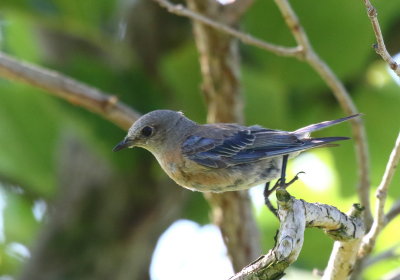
[181,125,313,168]
[181,114,355,169]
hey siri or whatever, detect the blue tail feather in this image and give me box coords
[293,114,361,135]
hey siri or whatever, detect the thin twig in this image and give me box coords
[0,52,140,130]
[363,244,400,268]
[363,0,400,77]
[359,132,400,258]
[273,0,310,51]
[383,268,400,280]
[222,0,255,25]
[152,0,303,58]
[385,200,400,226]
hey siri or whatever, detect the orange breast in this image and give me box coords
[158,152,234,191]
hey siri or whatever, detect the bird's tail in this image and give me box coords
[308,136,350,146]
[293,114,361,136]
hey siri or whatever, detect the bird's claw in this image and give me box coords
[282,171,305,188]
[263,171,305,218]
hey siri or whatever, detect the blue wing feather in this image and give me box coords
[181,136,219,155]
[182,127,350,168]
[181,116,356,168]
[182,126,307,168]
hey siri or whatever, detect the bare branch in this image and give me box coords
[362,0,400,77]
[323,240,363,280]
[152,0,303,58]
[230,190,364,280]
[221,0,255,25]
[385,200,400,226]
[273,0,311,52]
[364,244,400,268]
[0,52,140,130]
[273,0,372,229]
[383,268,400,280]
[359,132,400,258]
[322,204,365,280]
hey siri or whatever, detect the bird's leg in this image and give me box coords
[279,154,289,188]
[263,182,278,218]
[263,155,303,218]
[266,171,304,198]
[263,154,289,215]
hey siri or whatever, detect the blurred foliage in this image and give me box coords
[0,0,399,278]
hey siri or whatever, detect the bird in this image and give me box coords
[113,110,359,193]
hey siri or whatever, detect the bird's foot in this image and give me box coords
[267,171,305,196]
[278,171,305,189]
[263,171,305,218]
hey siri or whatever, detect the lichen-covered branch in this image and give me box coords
[362,0,400,77]
[0,51,140,130]
[322,205,364,280]
[322,239,363,280]
[229,189,364,280]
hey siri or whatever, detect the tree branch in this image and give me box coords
[0,51,140,130]
[362,0,400,77]
[383,268,400,280]
[221,0,255,25]
[152,0,303,58]
[321,205,364,280]
[363,244,400,268]
[359,131,400,257]
[385,199,400,226]
[229,189,364,280]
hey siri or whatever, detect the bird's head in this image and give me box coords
[113,110,193,153]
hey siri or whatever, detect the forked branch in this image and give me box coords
[230,189,364,280]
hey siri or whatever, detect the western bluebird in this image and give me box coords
[113,110,358,192]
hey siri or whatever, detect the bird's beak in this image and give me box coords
[112,138,135,152]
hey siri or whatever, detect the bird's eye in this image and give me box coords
[140,126,153,137]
